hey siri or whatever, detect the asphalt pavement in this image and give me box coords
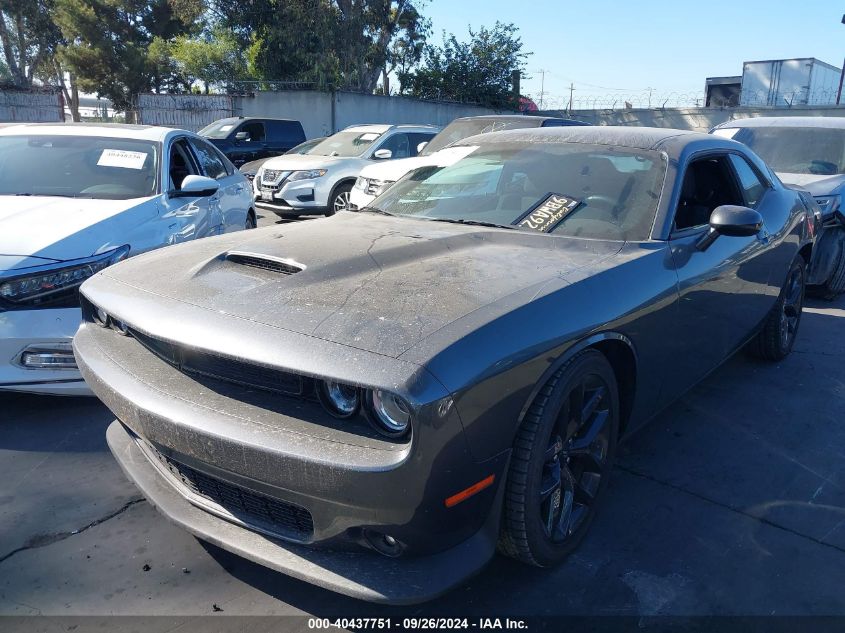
[1,215,843,617]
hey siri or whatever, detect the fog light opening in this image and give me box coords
[363,529,404,558]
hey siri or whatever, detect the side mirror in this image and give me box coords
[235,131,250,142]
[373,148,392,160]
[416,141,429,153]
[697,205,763,250]
[170,174,220,198]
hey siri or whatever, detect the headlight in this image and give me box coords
[289,169,327,181]
[318,380,360,418]
[814,195,840,215]
[356,178,395,197]
[367,389,411,436]
[0,245,130,306]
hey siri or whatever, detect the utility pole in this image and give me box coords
[568,82,575,112]
[837,14,845,105]
[538,69,546,110]
[646,86,654,108]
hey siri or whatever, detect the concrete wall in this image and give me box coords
[541,105,845,132]
[0,90,63,122]
[137,94,233,130]
[136,90,501,137]
[234,90,501,138]
[233,91,333,138]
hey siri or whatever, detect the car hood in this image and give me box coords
[98,213,622,359]
[778,172,845,197]
[0,195,156,265]
[359,147,478,182]
[260,153,353,171]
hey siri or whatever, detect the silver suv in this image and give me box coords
[254,123,439,217]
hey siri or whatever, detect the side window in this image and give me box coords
[238,121,265,142]
[674,155,744,231]
[168,138,200,191]
[408,133,435,157]
[728,154,767,208]
[378,133,411,159]
[190,137,228,180]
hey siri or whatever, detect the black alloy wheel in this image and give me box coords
[499,349,619,567]
[751,256,805,361]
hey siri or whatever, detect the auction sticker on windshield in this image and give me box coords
[515,193,582,233]
[98,149,148,170]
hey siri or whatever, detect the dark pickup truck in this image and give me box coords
[199,117,307,166]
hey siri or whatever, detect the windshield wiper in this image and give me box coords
[424,217,516,230]
[358,206,394,216]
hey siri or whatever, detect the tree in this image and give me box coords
[164,27,250,92]
[404,22,529,109]
[0,0,63,88]
[54,0,201,113]
[207,0,428,92]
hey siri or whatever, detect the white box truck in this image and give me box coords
[740,58,842,107]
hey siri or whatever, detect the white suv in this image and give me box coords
[254,124,438,217]
[350,115,590,210]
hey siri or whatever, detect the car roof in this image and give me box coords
[0,122,176,141]
[456,125,703,151]
[342,123,440,133]
[210,116,301,124]
[713,116,845,130]
[453,114,577,123]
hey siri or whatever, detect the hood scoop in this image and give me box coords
[225,251,305,275]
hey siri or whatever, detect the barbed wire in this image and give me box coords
[532,88,845,111]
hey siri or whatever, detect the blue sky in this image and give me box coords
[424,0,845,108]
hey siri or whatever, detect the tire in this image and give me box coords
[498,349,619,567]
[822,248,845,300]
[327,183,353,216]
[245,210,257,229]
[750,256,805,361]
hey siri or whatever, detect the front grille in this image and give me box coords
[261,169,289,187]
[147,442,314,540]
[225,252,304,275]
[129,328,304,396]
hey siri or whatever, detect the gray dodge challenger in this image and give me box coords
[73,127,814,604]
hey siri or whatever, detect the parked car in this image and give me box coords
[0,123,255,396]
[350,115,590,210]
[254,123,439,217]
[200,117,307,167]
[74,126,813,603]
[238,137,326,183]
[711,117,845,297]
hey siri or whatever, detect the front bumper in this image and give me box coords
[73,315,507,603]
[349,187,375,211]
[255,177,329,214]
[107,419,501,604]
[0,306,90,395]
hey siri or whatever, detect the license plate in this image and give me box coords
[261,190,273,202]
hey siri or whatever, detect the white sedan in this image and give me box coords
[0,123,256,395]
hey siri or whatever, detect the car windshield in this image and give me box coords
[287,137,324,154]
[717,126,845,176]
[0,135,158,200]
[372,141,667,241]
[198,120,238,139]
[420,119,541,156]
[306,130,383,157]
